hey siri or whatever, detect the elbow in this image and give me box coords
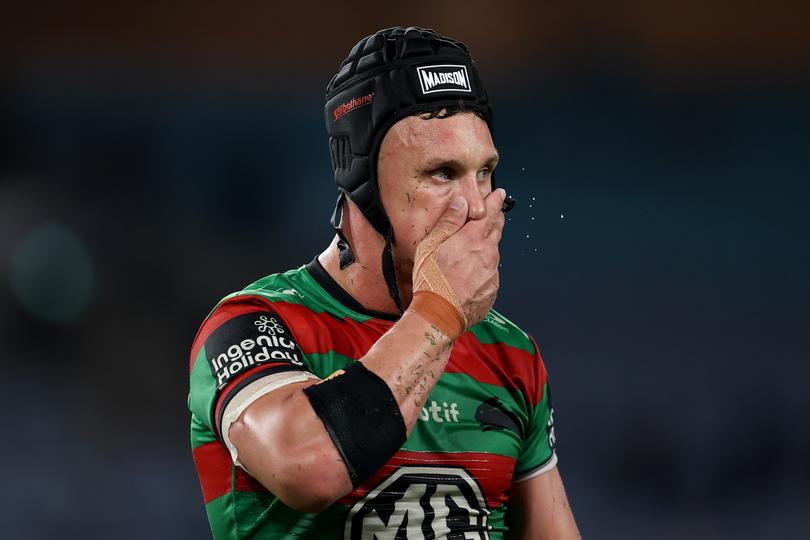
[277,484,336,514]
[229,417,352,513]
[273,454,350,513]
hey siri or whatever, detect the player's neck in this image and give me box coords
[318,229,413,317]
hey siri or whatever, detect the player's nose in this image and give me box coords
[460,174,486,221]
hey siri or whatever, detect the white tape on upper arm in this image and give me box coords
[221,370,319,466]
[512,453,558,484]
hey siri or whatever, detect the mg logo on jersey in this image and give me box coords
[345,466,489,539]
[416,64,472,95]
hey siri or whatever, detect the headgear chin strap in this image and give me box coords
[325,26,494,314]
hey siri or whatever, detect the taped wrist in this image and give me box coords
[303,362,406,488]
[412,227,468,330]
[408,291,465,340]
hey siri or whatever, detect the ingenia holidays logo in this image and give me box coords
[207,313,304,389]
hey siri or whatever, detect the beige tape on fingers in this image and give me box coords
[409,227,467,339]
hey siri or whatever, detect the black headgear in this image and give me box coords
[325,26,494,313]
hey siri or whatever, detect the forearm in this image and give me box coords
[358,309,453,432]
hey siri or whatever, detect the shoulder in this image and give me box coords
[200,264,326,325]
[222,265,310,310]
[463,309,548,403]
[187,265,323,437]
[190,266,318,364]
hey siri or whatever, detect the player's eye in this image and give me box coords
[431,167,453,182]
[477,167,491,181]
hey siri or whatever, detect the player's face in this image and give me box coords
[377,111,498,270]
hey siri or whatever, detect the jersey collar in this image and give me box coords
[306,257,400,322]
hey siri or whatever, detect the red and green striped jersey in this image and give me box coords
[188,258,557,539]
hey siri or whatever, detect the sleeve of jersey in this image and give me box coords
[512,337,558,483]
[188,295,318,456]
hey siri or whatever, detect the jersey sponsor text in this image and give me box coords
[205,312,304,389]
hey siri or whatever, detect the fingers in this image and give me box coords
[485,188,507,214]
[483,189,506,239]
[441,189,505,241]
[432,196,469,236]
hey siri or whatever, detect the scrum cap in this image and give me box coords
[325,26,494,311]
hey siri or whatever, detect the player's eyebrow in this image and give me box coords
[422,153,500,171]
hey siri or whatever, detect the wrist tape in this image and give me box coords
[303,362,406,488]
[411,227,467,338]
[408,291,465,340]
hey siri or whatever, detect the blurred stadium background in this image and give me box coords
[1,2,808,538]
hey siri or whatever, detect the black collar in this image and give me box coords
[306,257,400,322]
